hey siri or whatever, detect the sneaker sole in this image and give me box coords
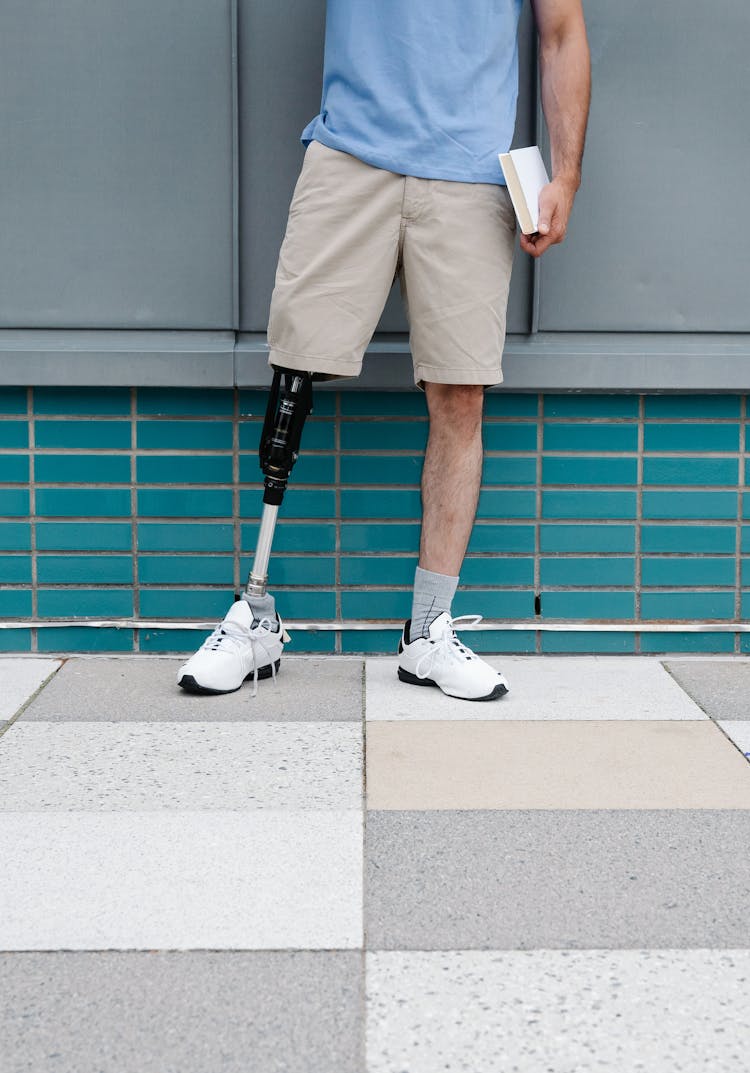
[178,658,281,695]
[397,666,509,701]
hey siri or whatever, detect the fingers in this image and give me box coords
[521,185,569,258]
[520,229,555,258]
[537,203,553,238]
[537,184,556,237]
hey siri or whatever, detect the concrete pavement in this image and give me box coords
[1,652,749,1071]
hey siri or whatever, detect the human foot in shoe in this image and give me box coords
[397,612,509,701]
[177,598,287,696]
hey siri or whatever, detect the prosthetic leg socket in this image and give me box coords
[244,367,314,599]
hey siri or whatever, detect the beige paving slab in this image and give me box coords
[365,720,750,810]
[365,656,707,720]
[0,658,61,720]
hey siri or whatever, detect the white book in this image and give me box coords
[498,146,550,234]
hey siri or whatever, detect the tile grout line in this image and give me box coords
[131,388,140,652]
[635,393,644,654]
[27,387,38,653]
[334,391,342,654]
[735,394,746,654]
[535,392,543,655]
[232,387,241,595]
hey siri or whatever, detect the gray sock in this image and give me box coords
[410,565,459,640]
[241,591,279,630]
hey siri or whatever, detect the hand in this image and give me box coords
[519,176,578,258]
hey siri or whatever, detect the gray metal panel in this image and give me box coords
[538,0,750,331]
[238,0,326,332]
[235,331,750,393]
[504,0,537,335]
[239,0,536,335]
[0,0,235,329]
[0,331,235,387]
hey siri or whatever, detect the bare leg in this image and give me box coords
[419,382,485,576]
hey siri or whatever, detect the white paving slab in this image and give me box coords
[367,949,750,1073]
[365,656,708,720]
[718,721,750,760]
[0,658,61,720]
[0,722,362,811]
[0,810,362,950]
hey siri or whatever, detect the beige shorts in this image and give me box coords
[267,139,517,389]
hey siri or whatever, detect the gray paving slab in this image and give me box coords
[0,810,362,950]
[367,949,750,1073]
[365,809,750,950]
[20,656,364,721]
[664,660,750,721]
[0,951,364,1073]
[0,722,362,810]
[0,658,61,720]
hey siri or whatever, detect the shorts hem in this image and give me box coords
[414,364,504,389]
[267,345,361,382]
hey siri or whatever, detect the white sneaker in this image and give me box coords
[397,611,509,701]
[177,598,287,696]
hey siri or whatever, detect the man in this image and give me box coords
[178,0,590,701]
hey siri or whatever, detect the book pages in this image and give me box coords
[508,146,549,232]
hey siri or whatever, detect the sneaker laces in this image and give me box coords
[414,614,483,681]
[247,616,279,699]
[199,615,279,699]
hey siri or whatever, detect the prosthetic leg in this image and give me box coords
[244,367,314,599]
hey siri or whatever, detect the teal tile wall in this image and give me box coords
[0,388,748,654]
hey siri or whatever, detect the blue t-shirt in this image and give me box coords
[301,0,523,185]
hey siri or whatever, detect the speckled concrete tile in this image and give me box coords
[0,810,362,950]
[0,658,61,720]
[664,660,750,721]
[365,656,706,720]
[718,721,750,761]
[365,720,750,809]
[0,722,362,810]
[366,949,750,1073]
[20,656,364,721]
[365,810,750,949]
[0,951,364,1073]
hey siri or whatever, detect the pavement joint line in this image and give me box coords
[707,719,750,765]
[0,659,65,737]
[361,656,369,1016]
[660,660,714,719]
[659,662,750,744]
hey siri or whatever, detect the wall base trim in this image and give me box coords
[1,620,749,633]
[2,329,750,390]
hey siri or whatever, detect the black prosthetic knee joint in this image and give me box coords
[259,367,314,506]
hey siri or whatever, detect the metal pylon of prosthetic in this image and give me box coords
[244,368,314,598]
